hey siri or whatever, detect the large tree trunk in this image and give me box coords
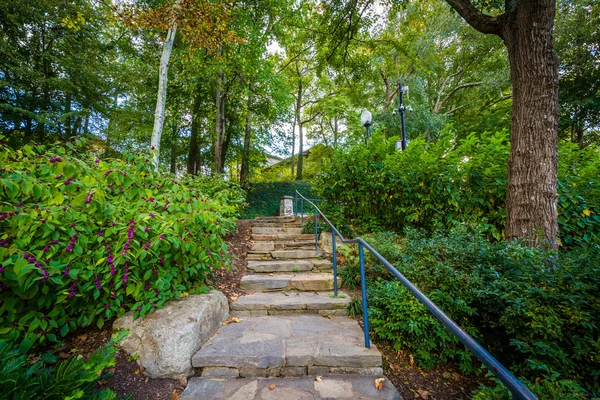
[240,109,252,188]
[501,4,559,248]
[446,0,559,248]
[150,25,177,171]
[296,80,303,181]
[214,70,226,174]
[170,123,178,174]
[187,94,201,175]
[290,116,296,180]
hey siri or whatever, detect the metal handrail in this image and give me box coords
[293,190,537,400]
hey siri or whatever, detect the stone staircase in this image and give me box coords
[182,216,401,399]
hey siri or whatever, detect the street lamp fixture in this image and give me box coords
[360,108,372,144]
[395,82,408,151]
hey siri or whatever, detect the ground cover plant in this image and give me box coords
[241,181,313,218]
[341,228,600,398]
[0,136,245,353]
[0,331,129,400]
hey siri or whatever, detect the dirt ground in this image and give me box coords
[49,219,481,399]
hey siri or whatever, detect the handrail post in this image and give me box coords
[358,242,371,349]
[301,199,304,225]
[314,207,319,251]
[332,231,338,296]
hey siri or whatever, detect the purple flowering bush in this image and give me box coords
[0,137,245,353]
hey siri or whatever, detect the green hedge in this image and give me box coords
[241,181,314,219]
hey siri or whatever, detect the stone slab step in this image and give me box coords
[240,273,339,291]
[252,227,304,235]
[252,233,315,242]
[254,216,300,223]
[250,241,315,251]
[247,250,326,262]
[192,315,381,373]
[181,375,401,400]
[250,222,302,228]
[231,291,350,316]
[247,259,331,274]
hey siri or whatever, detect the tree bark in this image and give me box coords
[214,70,226,174]
[187,94,201,175]
[150,24,177,171]
[296,79,304,181]
[240,107,252,188]
[446,0,559,248]
[170,123,178,174]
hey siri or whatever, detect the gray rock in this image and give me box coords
[112,290,228,379]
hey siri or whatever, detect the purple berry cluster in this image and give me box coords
[65,234,78,252]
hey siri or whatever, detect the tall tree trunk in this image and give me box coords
[214,70,226,174]
[170,123,178,174]
[240,93,252,188]
[446,0,559,248]
[290,116,296,180]
[84,114,89,135]
[150,24,177,171]
[296,80,303,181]
[187,94,201,175]
[65,92,72,137]
[502,4,559,248]
[576,122,584,149]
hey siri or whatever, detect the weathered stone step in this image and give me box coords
[181,375,401,399]
[247,250,326,262]
[250,222,302,228]
[250,241,315,251]
[252,234,315,242]
[254,216,300,223]
[247,259,331,274]
[191,315,382,376]
[231,291,350,316]
[240,273,339,291]
[252,227,304,235]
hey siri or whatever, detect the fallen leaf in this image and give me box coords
[134,369,141,375]
[315,376,323,382]
[179,376,187,387]
[222,317,241,325]
[145,377,149,383]
[269,273,274,276]
[409,354,414,365]
[417,389,429,399]
[230,296,238,302]
[59,352,70,359]
[322,314,331,319]
[171,391,180,400]
[375,378,385,390]
[268,384,276,390]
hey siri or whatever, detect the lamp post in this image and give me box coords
[360,108,372,144]
[396,82,407,151]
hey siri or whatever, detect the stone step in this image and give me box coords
[247,250,326,262]
[252,234,315,242]
[191,315,382,376]
[250,241,315,251]
[247,259,332,274]
[231,291,350,316]
[250,222,303,228]
[252,227,304,235]
[181,375,401,399]
[254,216,300,223]
[240,273,339,291]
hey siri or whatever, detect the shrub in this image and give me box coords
[0,331,130,399]
[0,137,245,352]
[314,129,600,246]
[345,228,600,395]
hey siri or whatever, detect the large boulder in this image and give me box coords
[113,290,229,379]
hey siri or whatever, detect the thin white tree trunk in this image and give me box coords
[151,24,177,171]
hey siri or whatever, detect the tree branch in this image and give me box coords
[435,81,482,112]
[444,0,502,35]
